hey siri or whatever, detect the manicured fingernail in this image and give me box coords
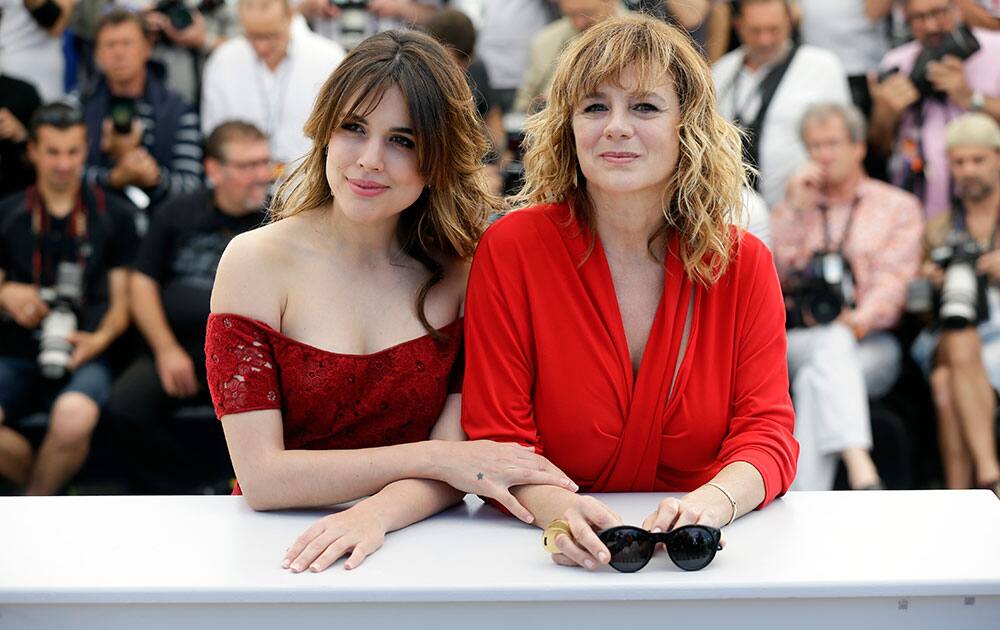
[584,559,595,570]
[344,563,354,570]
[650,527,661,533]
[292,564,303,572]
[310,564,320,572]
[598,552,609,563]
[281,560,290,569]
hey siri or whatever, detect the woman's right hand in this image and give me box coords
[431,440,579,523]
[549,495,623,570]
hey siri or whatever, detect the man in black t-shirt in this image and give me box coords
[106,121,270,492]
[0,104,138,495]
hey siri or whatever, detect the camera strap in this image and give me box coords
[27,184,105,291]
[819,195,862,255]
[953,199,1000,250]
[730,44,800,190]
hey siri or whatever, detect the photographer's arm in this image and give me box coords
[68,268,130,369]
[865,0,894,21]
[665,0,710,30]
[959,0,1000,29]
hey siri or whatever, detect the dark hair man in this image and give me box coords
[0,104,138,495]
[82,9,204,210]
[106,121,271,492]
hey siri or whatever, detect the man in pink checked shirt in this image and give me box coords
[771,102,925,492]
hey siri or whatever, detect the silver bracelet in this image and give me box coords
[706,481,737,527]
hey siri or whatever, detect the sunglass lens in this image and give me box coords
[600,527,654,573]
[666,526,718,571]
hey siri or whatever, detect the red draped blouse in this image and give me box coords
[205,313,463,494]
[461,204,798,506]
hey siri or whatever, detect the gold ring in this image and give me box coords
[542,519,573,553]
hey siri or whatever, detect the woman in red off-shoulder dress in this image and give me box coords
[205,31,575,575]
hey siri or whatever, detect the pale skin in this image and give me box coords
[512,68,767,571]
[922,144,1000,490]
[211,86,576,573]
[0,125,130,495]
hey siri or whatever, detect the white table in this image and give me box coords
[1,491,998,629]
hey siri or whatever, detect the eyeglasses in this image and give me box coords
[907,5,951,25]
[221,158,273,173]
[598,525,723,572]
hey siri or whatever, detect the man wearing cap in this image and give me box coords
[912,112,1000,495]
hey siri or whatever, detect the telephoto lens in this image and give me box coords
[37,306,77,379]
[940,260,980,329]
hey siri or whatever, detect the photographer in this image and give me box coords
[772,102,925,491]
[82,8,204,210]
[0,0,74,101]
[911,113,1000,495]
[105,122,269,492]
[868,0,1000,219]
[0,104,137,495]
[200,0,344,167]
[144,0,242,105]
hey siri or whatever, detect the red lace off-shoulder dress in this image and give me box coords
[204,313,463,495]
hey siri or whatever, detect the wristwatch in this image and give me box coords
[970,90,986,112]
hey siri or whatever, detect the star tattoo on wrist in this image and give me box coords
[476,472,484,481]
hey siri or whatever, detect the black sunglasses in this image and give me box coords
[598,524,723,572]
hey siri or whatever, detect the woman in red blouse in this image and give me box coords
[462,14,799,570]
[205,31,575,573]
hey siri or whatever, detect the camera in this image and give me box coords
[108,96,136,135]
[155,0,194,30]
[36,262,84,380]
[931,237,987,329]
[330,0,370,50]
[785,251,856,329]
[910,24,981,101]
[501,112,527,197]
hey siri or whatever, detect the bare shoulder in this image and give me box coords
[210,219,302,328]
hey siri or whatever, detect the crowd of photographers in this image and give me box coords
[0,0,998,497]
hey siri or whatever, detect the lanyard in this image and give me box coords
[27,185,88,288]
[819,195,862,254]
[253,52,293,141]
[954,200,1000,250]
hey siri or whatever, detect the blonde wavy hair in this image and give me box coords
[270,29,502,334]
[512,13,749,285]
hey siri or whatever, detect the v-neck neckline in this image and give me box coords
[592,234,669,396]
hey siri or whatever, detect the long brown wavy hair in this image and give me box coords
[511,13,749,285]
[270,30,502,334]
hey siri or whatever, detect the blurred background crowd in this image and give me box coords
[1,0,999,497]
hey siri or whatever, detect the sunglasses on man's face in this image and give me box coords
[597,525,722,572]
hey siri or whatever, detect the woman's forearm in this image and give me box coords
[358,478,465,533]
[511,484,582,528]
[683,461,766,526]
[229,431,447,511]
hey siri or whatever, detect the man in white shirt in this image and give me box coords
[200,0,345,166]
[712,0,851,209]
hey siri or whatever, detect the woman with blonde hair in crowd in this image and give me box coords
[462,13,798,571]
[206,30,576,573]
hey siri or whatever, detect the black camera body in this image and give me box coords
[108,96,136,135]
[155,0,194,30]
[910,24,981,101]
[329,0,370,49]
[931,236,988,329]
[785,251,856,329]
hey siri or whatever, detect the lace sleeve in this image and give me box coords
[205,313,282,419]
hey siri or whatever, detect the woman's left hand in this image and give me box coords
[282,506,387,573]
[641,497,726,547]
